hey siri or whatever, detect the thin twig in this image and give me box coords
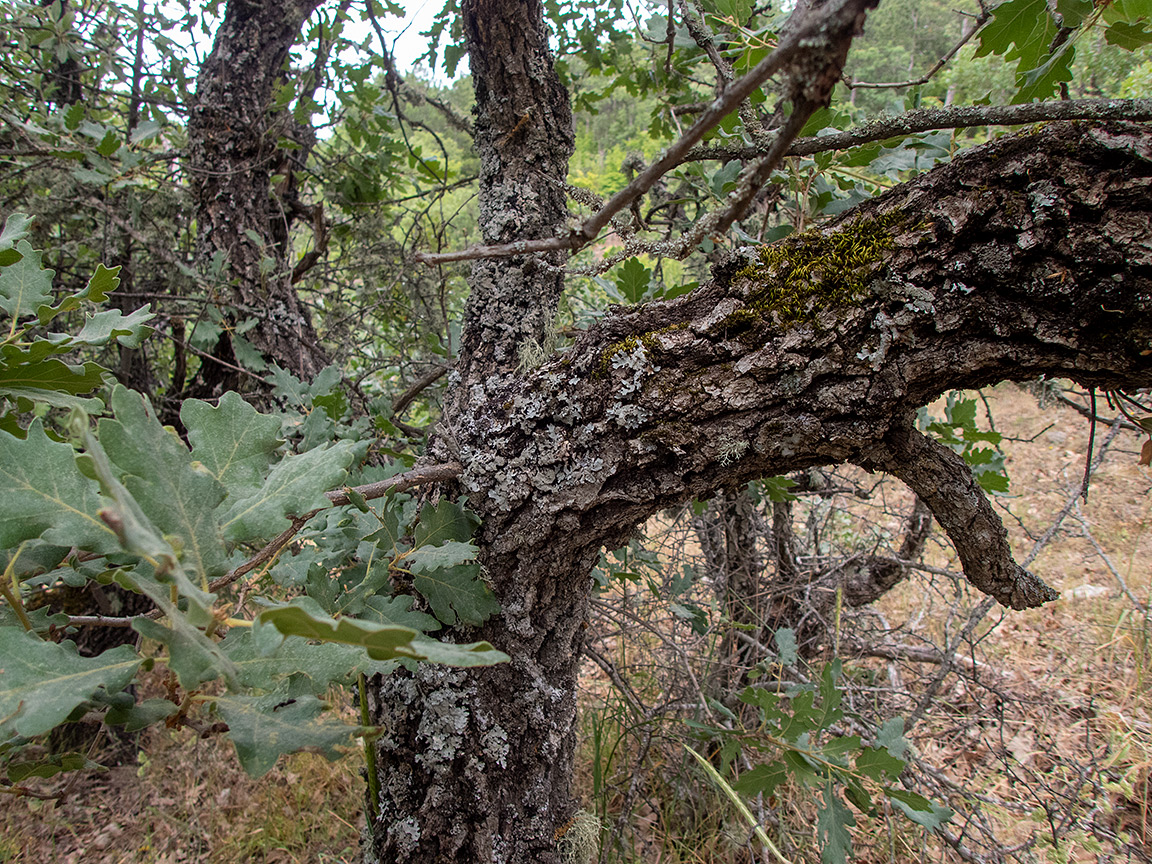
[391,365,449,418]
[1072,499,1147,612]
[414,0,876,266]
[844,9,987,89]
[62,462,463,628]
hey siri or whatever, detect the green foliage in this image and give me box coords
[922,393,1009,495]
[214,692,374,778]
[0,215,153,419]
[971,0,1152,101]
[0,629,139,738]
[0,226,505,781]
[691,634,952,864]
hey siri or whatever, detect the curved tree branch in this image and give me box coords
[455,121,1152,611]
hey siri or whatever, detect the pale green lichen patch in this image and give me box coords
[716,210,904,338]
[597,322,688,376]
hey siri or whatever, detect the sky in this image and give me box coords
[361,0,453,82]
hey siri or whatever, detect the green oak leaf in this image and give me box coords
[406,540,479,572]
[7,752,92,781]
[885,788,954,830]
[1106,19,1152,49]
[615,257,652,304]
[1014,45,1074,103]
[364,505,406,553]
[0,242,53,318]
[854,746,906,782]
[257,597,508,666]
[223,629,397,694]
[0,213,32,253]
[105,697,179,731]
[133,616,236,688]
[182,391,285,502]
[0,355,107,396]
[360,594,441,632]
[773,626,799,666]
[974,0,1055,68]
[0,419,116,553]
[74,306,155,348]
[0,386,104,413]
[817,783,856,864]
[215,692,372,778]
[77,416,216,622]
[874,717,909,758]
[98,386,228,583]
[1055,0,1093,27]
[0,629,139,737]
[412,560,501,627]
[413,498,480,547]
[219,440,356,542]
[731,760,788,797]
[38,263,122,324]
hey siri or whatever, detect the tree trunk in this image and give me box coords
[363,0,582,860]
[186,0,328,393]
[366,116,1152,862]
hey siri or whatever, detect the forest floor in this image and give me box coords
[2,382,1150,863]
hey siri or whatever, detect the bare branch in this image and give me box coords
[391,364,450,418]
[414,0,879,266]
[859,423,1057,610]
[64,462,464,629]
[844,8,987,90]
[688,97,1152,162]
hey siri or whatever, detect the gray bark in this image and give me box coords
[366,119,1152,863]
[186,0,328,393]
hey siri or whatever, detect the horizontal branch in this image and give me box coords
[689,97,1152,162]
[458,121,1152,611]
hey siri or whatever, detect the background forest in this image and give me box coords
[0,0,1151,860]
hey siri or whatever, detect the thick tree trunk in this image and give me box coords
[367,119,1152,863]
[186,0,328,393]
[363,0,582,861]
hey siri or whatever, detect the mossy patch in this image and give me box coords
[714,210,904,339]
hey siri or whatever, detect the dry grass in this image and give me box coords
[578,383,1152,863]
[2,383,1150,863]
[0,722,364,863]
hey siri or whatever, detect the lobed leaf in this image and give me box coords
[817,783,856,864]
[257,597,508,666]
[0,419,116,553]
[413,561,501,627]
[74,306,155,348]
[183,391,284,502]
[215,692,372,778]
[219,440,356,542]
[99,386,229,583]
[224,628,398,694]
[0,242,53,319]
[0,629,139,737]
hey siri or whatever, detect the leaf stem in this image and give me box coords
[1,544,35,632]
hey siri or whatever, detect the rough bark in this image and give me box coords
[451,0,574,382]
[363,0,1152,852]
[363,0,581,861]
[186,0,328,393]
[451,120,1151,612]
[365,119,1152,863]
